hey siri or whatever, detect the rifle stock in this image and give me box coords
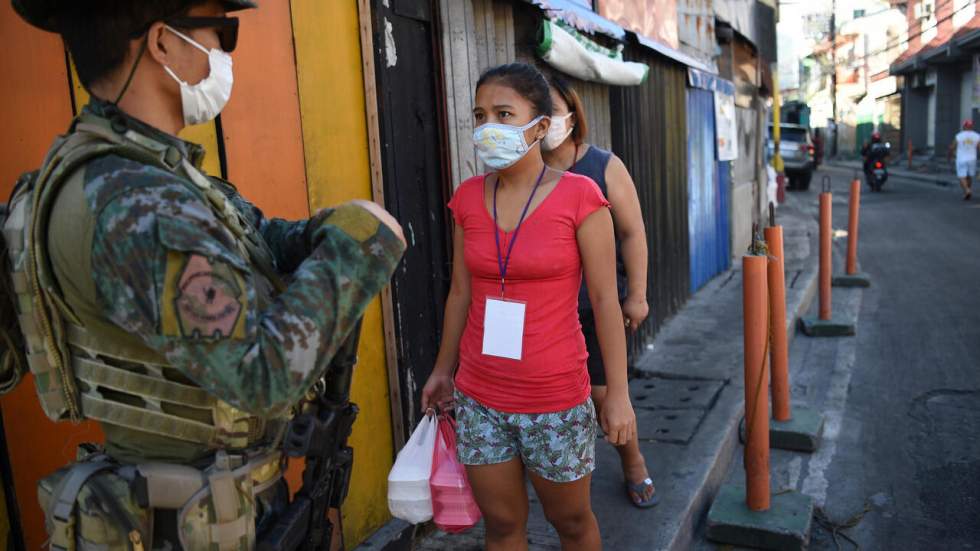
[258,320,364,551]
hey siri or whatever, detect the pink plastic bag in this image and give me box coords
[430,415,482,533]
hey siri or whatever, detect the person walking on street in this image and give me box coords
[421,63,636,551]
[948,119,980,200]
[2,1,406,548]
[540,74,658,509]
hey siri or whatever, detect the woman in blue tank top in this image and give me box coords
[541,74,658,508]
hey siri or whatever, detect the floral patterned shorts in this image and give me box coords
[453,390,597,483]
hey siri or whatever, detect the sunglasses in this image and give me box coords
[163,16,240,52]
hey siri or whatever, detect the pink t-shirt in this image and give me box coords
[447,172,611,413]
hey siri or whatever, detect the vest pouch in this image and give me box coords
[177,451,263,551]
[0,172,37,398]
[38,457,152,551]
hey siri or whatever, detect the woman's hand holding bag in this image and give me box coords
[387,413,438,523]
[430,414,481,533]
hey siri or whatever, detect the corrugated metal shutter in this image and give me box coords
[611,47,690,354]
[687,87,730,292]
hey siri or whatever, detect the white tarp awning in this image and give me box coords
[538,20,649,86]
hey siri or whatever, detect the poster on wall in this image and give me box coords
[973,55,980,108]
[715,91,738,161]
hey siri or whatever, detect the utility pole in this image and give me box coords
[830,0,838,157]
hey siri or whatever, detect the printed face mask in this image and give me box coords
[542,113,574,151]
[163,25,234,126]
[473,116,545,170]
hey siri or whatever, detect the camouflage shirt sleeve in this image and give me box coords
[89,164,405,417]
[216,184,319,274]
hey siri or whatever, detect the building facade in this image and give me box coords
[892,0,980,158]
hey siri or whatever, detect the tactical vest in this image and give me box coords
[1,111,287,455]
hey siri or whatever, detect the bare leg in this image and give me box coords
[528,471,601,551]
[592,386,655,503]
[960,177,972,198]
[466,459,530,551]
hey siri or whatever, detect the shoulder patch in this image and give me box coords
[162,252,247,339]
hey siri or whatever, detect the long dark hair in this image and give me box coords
[476,63,554,118]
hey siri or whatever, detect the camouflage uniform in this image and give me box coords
[76,100,403,462]
[5,97,404,550]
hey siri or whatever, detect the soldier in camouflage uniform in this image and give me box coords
[2,1,406,549]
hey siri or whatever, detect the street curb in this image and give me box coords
[666,381,743,551]
[824,160,958,188]
[352,519,414,551]
[664,257,819,551]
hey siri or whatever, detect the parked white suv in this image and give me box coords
[767,123,815,191]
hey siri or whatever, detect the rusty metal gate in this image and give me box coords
[611,45,691,357]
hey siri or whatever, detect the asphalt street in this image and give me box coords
[698,165,980,550]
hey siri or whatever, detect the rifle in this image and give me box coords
[257,321,363,551]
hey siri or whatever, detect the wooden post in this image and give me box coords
[765,226,791,422]
[357,0,406,451]
[743,253,771,511]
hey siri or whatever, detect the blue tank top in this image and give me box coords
[569,145,628,311]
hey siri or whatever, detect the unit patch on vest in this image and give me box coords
[162,252,247,339]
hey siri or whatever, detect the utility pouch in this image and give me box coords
[0,171,37,397]
[38,449,151,551]
[38,448,281,551]
[177,451,258,551]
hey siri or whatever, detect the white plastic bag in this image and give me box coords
[387,414,438,523]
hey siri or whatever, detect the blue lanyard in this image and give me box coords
[493,167,547,297]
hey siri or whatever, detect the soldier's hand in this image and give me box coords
[346,200,407,248]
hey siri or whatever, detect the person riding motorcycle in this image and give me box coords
[861,132,890,189]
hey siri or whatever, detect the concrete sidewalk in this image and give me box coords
[371,190,820,551]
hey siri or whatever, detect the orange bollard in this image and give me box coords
[819,191,832,321]
[743,252,771,511]
[846,179,861,275]
[765,225,791,422]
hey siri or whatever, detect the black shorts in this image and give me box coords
[580,309,635,387]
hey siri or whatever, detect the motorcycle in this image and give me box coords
[864,142,890,192]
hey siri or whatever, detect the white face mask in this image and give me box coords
[163,25,234,126]
[473,116,545,170]
[542,113,574,151]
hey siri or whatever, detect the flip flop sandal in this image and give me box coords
[625,478,660,509]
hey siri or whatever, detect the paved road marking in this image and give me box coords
[800,289,863,506]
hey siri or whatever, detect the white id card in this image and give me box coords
[482,297,526,360]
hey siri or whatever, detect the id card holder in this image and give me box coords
[482,296,526,360]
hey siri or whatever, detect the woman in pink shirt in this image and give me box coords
[421,63,636,550]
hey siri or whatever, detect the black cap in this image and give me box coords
[12,0,257,33]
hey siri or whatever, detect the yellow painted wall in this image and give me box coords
[291,0,395,546]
